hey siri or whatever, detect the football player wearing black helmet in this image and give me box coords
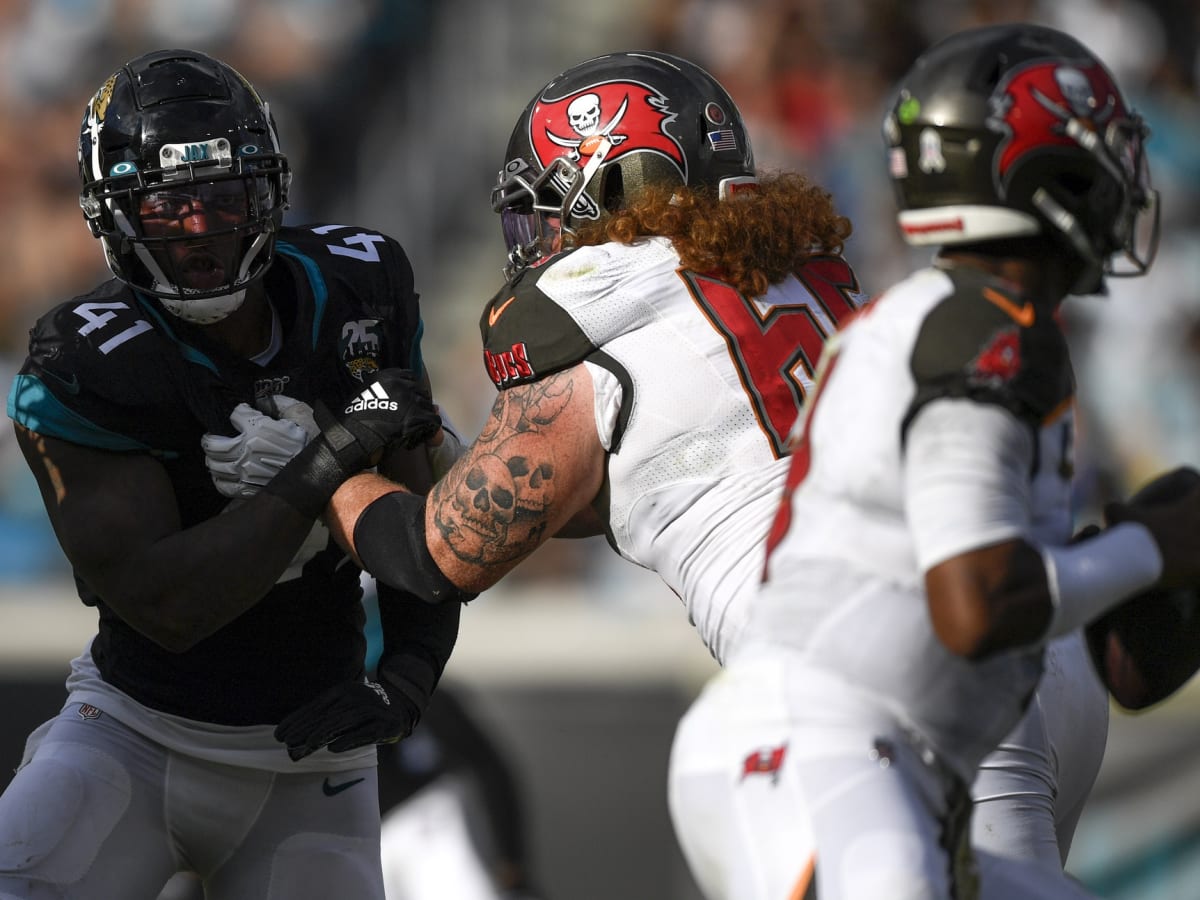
[883,23,1159,296]
[319,48,868,900]
[78,49,292,324]
[491,50,758,278]
[2,49,454,900]
[748,23,1197,900]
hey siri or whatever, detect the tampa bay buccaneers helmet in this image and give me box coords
[78,49,291,323]
[491,50,757,277]
[883,24,1158,294]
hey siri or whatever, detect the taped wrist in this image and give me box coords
[261,434,352,519]
[261,400,379,519]
[1040,522,1164,640]
[355,491,478,604]
[426,409,466,481]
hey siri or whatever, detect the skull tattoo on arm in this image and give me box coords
[428,367,602,572]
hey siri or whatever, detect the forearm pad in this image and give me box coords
[262,422,367,519]
[355,491,478,604]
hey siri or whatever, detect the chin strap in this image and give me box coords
[1031,187,1105,295]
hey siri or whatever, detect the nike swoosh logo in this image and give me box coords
[488,296,516,326]
[41,368,81,395]
[322,776,365,797]
[982,287,1035,327]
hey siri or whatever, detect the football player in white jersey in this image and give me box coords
[318,50,867,678]
[729,23,1200,900]
[310,48,868,890]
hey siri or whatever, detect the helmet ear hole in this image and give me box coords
[601,166,624,213]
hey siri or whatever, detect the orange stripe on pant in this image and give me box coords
[788,854,817,900]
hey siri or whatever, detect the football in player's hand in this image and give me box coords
[1125,466,1200,507]
[1087,466,1200,709]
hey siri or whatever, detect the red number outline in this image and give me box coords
[681,256,864,457]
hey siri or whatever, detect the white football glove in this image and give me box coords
[203,397,331,580]
[202,398,317,499]
[261,394,320,441]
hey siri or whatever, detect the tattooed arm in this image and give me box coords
[326,364,607,596]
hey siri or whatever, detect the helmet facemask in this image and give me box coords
[81,141,288,323]
[492,137,617,279]
[78,50,291,324]
[1026,113,1158,294]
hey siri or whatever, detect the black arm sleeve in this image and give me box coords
[375,580,462,714]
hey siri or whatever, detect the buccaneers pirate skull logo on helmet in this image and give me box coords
[492,51,756,279]
[884,23,1158,296]
[990,61,1121,183]
[529,80,689,222]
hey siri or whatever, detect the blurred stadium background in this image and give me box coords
[1,1,1198,897]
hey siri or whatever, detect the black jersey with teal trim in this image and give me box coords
[7,223,425,725]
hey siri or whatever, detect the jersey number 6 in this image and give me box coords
[683,256,864,457]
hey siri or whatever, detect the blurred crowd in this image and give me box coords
[1,0,1198,582]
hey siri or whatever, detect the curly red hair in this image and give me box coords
[569,172,853,298]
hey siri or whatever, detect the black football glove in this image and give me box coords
[263,368,440,519]
[274,666,423,762]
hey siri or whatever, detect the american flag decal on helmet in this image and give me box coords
[707,129,738,151]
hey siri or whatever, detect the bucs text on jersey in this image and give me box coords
[7,223,426,726]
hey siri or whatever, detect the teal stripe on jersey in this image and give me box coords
[276,240,329,350]
[7,373,161,454]
[410,318,424,377]
[134,293,220,374]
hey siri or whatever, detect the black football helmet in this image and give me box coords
[882,24,1158,294]
[78,49,291,323]
[491,50,757,277]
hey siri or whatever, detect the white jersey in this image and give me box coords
[750,262,1079,782]
[479,236,867,662]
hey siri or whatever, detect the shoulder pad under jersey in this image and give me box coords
[276,224,417,321]
[479,248,596,389]
[276,224,423,372]
[9,282,230,452]
[908,265,1073,427]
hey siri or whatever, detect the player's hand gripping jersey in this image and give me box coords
[480,236,867,663]
[755,261,1076,781]
[8,224,428,734]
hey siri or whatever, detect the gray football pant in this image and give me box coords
[0,704,383,900]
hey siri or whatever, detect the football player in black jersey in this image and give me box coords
[0,49,451,900]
